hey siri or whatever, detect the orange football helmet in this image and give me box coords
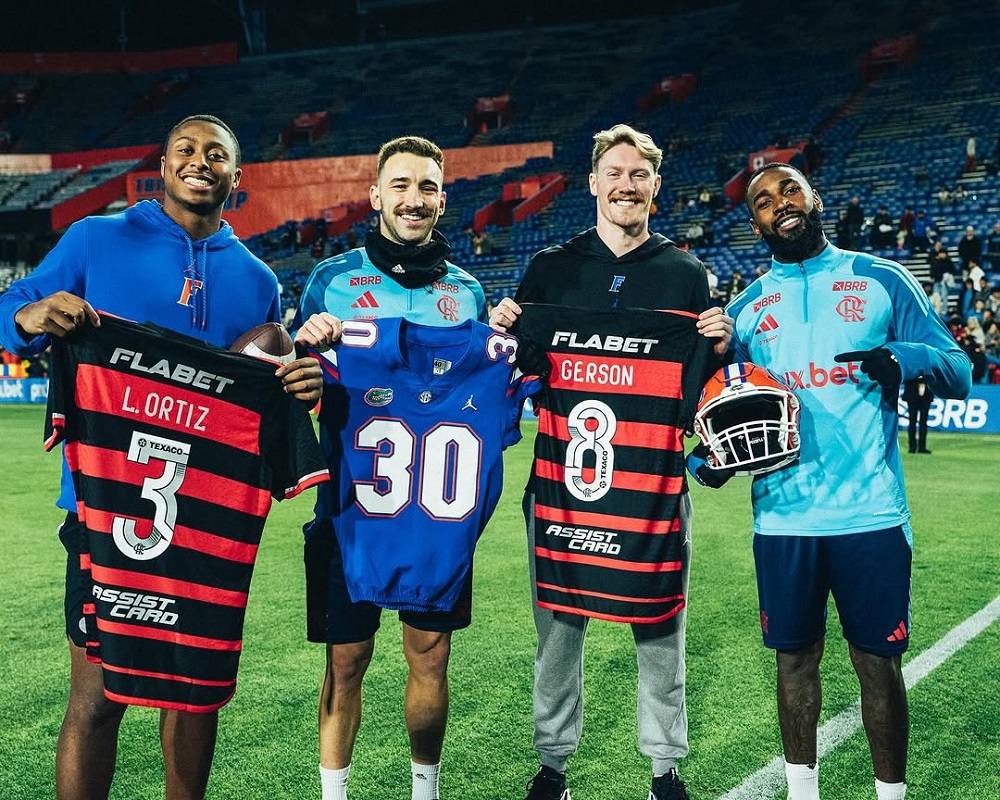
[693,362,801,476]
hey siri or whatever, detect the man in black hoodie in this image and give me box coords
[490,124,732,800]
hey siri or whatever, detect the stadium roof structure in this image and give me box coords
[1,0,729,56]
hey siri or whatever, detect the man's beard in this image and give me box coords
[761,207,826,262]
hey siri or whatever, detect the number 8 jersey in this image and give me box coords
[314,317,537,613]
[514,303,712,624]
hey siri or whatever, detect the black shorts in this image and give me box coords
[753,525,913,656]
[58,512,99,652]
[303,517,473,644]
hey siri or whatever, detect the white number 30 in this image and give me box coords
[355,418,482,521]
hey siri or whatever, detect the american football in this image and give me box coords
[229,322,296,366]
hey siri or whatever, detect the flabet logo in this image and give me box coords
[784,360,862,390]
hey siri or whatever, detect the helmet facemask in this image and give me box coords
[693,364,801,476]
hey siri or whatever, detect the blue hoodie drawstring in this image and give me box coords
[183,239,209,330]
[196,240,208,330]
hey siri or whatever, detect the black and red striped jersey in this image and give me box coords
[45,314,328,712]
[514,304,712,624]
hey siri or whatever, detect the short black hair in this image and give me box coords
[745,161,810,209]
[164,114,241,166]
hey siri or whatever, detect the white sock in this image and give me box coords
[411,761,441,800]
[320,764,350,800]
[875,778,907,799]
[785,760,819,800]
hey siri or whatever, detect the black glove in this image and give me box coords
[514,339,552,379]
[686,443,735,489]
[834,347,901,402]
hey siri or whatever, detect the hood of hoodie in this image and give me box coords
[125,199,240,330]
[556,227,676,263]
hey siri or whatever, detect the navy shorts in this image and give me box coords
[303,517,472,644]
[58,512,98,651]
[753,525,913,656]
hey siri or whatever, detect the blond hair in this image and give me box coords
[591,124,662,173]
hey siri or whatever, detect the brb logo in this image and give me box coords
[899,397,991,431]
[784,360,862,390]
[836,295,866,322]
[754,292,781,313]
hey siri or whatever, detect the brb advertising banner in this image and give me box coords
[4,380,999,428]
[896,384,1000,434]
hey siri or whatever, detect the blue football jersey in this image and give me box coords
[314,317,536,612]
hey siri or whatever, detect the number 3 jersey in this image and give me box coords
[314,317,537,613]
[514,304,712,624]
[44,314,329,712]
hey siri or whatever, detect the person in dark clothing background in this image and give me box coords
[902,377,934,453]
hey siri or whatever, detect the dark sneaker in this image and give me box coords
[649,768,689,800]
[525,765,571,800]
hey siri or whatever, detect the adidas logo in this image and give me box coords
[886,620,909,642]
[351,291,379,309]
[755,313,779,334]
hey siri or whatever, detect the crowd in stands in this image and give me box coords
[1,0,998,386]
[0,343,47,378]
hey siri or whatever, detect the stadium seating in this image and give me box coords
[0,0,997,316]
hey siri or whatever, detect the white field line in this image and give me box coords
[719,596,1000,800]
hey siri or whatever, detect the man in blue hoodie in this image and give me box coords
[0,115,322,800]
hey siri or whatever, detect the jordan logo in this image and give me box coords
[462,394,477,411]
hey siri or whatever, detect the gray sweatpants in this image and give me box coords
[525,492,692,776]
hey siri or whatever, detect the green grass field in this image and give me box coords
[1,404,996,799]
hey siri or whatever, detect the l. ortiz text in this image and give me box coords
[120,384,210,431]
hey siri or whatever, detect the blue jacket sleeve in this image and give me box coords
[877,265,972,399]
[0,222,88,355]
